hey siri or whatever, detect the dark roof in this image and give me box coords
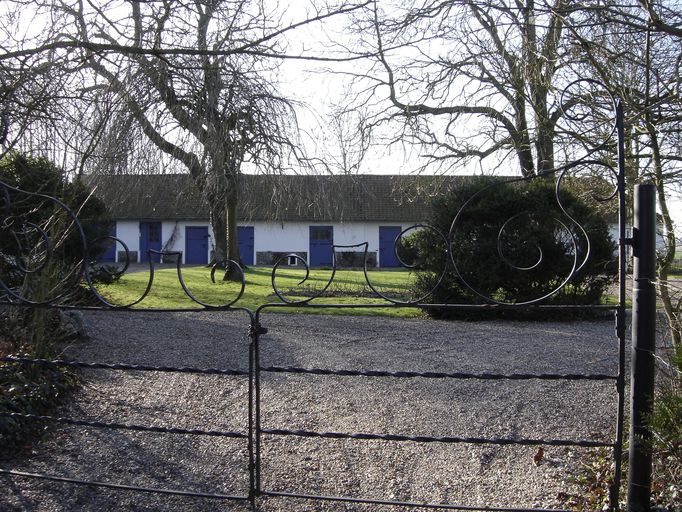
[88,174,466,223]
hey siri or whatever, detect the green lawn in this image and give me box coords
[92,266,423,317]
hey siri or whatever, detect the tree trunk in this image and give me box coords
[535,132,554,175]
[648,123,682,347]
[210,207,227,264]
[534,93,555,174]
[516,134,536,177]
[514,92,536,177]
[223,193,241,281]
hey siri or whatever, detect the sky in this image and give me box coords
[2,0,680,237]
[273,3,682,238]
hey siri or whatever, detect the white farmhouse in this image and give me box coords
[91,174,456,268]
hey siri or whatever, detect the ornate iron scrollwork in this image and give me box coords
[0,180,87,305]
[0,78,621,310]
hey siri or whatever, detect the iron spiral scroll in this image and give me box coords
[0,80,620,309]
[0,180,617,309]
[0,179,248,309]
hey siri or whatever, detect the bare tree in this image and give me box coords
[569,0,682,345]
[0,3,160,181]
[326,106,373,174]
[1,0,370,272]
[638,0,682,38]
[343,0,593,177]
[0,51,71,161]
[71,0,304,269]
[343,0,680,344]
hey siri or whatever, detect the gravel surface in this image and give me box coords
[1,311,621,511]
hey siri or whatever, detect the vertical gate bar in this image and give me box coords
[253,313,264,498]
[611,98,627,512]
[248,314,256,510]
[627,183,657,512]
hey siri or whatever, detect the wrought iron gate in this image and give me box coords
[0,90,659,511]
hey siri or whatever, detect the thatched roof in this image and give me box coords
[88,174,465,223]
[88,173,618,224]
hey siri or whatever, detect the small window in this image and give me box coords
[288,255,298,266]
[148,223,161,243]
[311,227,332,240]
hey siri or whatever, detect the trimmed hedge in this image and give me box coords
[404,176,617,318]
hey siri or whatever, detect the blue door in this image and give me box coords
[379,226,402,268]
[309,226,334,267]
[237,226,254,265]
[99,223,116,262]
[185,226,209,264]
[139,222,162,263]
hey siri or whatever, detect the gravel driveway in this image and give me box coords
[1,311,621,511]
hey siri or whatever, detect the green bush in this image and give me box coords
[407,176,617,317]
[647,339,682,509]
[0,361,77,457]
[0,152,110,273]
[0,154,99,454]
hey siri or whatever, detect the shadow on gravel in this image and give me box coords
[2,311,620,511]
[253,313,619,510]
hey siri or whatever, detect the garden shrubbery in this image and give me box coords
[0,297,83,457]
[647,326,682,509]
[0,152,111,277]
[0,360,77,457]
[560,334,682,511]
[0,153,103,456]
[403,176,617,318]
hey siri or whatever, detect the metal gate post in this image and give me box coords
[248,314,267,510]
[627,183,657,512]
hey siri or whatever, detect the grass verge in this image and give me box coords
[559,340,681,511]
[92,266,424,317]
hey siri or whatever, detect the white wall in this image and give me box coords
[114,221,139,262]
[113,219,415,265]
[113,220,213,263]
[251,221,411,266]
[252,221,408,252]
[608,223,620,247]
[252,221,308,253]
[114,219,634,266]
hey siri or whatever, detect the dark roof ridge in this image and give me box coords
[89,173,464,222]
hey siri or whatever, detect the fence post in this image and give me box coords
[627,183,657,512]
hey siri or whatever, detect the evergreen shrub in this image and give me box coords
[404,176,617,318]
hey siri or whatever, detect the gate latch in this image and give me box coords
[249,323,268,337]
